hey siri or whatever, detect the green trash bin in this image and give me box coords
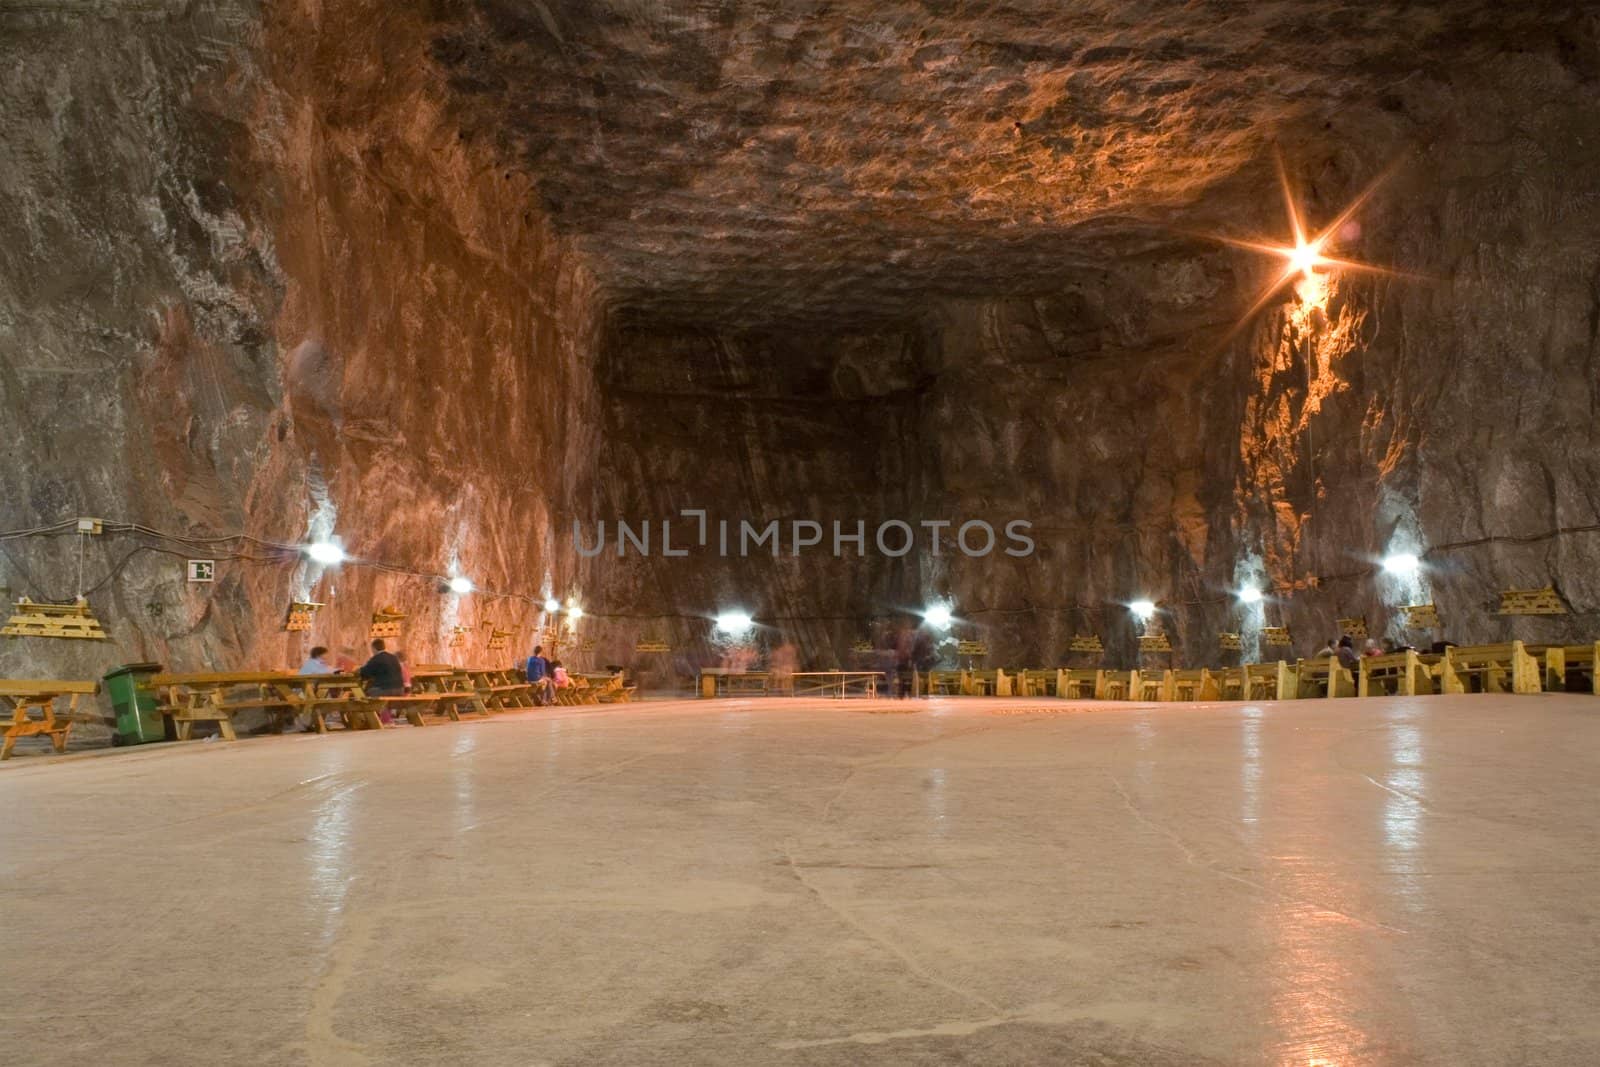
[103,662,166,745]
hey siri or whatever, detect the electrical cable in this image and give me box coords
[0,515,1595,618]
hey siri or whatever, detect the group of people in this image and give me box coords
[286,639,574,730]
[522,645,571,706]
[297,638,413,727]
[1313,634,1420,670]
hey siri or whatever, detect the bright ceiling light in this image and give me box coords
[1238,585,1263,604]
[922,603,953,629]
[1382,552,1420,576]
[305,541,345,565]
[447,576,474,594]
[543,597,561,613]
[1206,149,1409,333]
[1285,237,1326,279]
[1129,599,1157,620]
[567,606,584,620]
[715,610,754,634]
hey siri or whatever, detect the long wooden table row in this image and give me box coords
[151,666,635,739]
[924,640,1600,702]
[0,667,637,758]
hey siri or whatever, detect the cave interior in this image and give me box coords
[2,0,1598,690]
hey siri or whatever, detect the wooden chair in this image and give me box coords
[0,679,98,759]
[1437,642,1542,694]
[1358,651,1439,697]
[926,670,964,696]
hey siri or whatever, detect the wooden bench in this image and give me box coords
[487,668,540,707]
[0,679,98,759]
[1167,668,1221,702]
[1220,661,1298,701]
[1135,671,1170,702]
[1014,669,1059,697]
[372,694,449,725]
[1537,642,1600,695]
[1096,669,1135,701]
[1297,656,1357,699]
[1060,668,1100,699]
[554,677,587,705]
[965,669,1006,696]
[925,670,964,696]
[1437,641,1542,694]
[1358,650,1439,697]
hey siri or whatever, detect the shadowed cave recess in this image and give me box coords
[3,0,1598,701]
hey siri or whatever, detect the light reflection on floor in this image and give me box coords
[5,694,1597,1065]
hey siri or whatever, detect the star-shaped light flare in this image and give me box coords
[1210,151,1407,329]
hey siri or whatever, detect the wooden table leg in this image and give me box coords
[53,694,75,753]
[1,699,19,760]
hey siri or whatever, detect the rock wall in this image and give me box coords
[3,0,1597,698]
[591,64,1600,672]
[585,321,926,682]
[916,43,1600,667]
[0,0,603,720]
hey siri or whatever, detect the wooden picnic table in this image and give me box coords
[150,671,378,739]
[402,669,491,722]
[790,671,885,699]
[699,669,771,698]
[463,667,536,710]
[0,679,98,759]
[575,671,637,704]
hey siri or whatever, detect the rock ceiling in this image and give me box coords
[428,0,1582,325]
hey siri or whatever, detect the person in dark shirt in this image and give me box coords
[359,638,405,697]
[525,645,553,705]
[1335,635,1361,671]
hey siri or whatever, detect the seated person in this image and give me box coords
[299,646,335,675]
[287,645,336,731]
[359,639,406,723]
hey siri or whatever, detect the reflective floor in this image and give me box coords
[5,694,1600,1065]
